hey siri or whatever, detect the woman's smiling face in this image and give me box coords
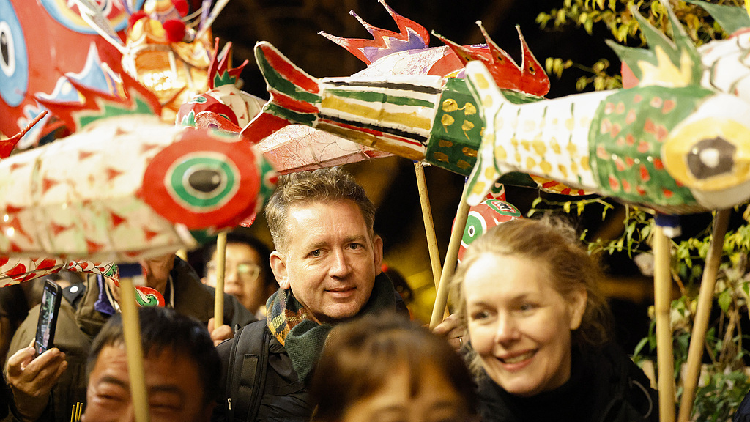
[463,253,586,397]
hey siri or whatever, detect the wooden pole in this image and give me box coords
[214,232,227,326]
[118,267,150,422]
[429,187,470,329]
[414,162,443,288]
[677,209,731,422]
[653,223,675,422]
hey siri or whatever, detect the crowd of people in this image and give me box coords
[0,165,712,422]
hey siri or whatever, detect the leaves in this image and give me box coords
[538,0,732,91]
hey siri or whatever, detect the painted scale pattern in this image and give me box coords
[0,258,115,286]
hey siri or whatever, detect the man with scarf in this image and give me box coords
[213,167,407,422]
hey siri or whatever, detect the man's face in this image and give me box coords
[270,200,382,323]
[82,345,213,422]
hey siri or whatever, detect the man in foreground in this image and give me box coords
[214,167,407,422]
[81,306,220,422]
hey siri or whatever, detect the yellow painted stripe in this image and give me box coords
[322,97,433,132]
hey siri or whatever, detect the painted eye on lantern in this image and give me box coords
[664,115,750,192]
[168,155,237,209]
[0,0,28,107]
[462,211,487,246]
[141,128,261,230]
[686,137,735,181]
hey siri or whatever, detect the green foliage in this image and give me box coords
[536,0,735,91]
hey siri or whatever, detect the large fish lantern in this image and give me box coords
[242,42,588,197]
[463,4,750,213]
[0,115,276,262]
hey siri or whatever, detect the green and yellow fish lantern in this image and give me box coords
[463,0,750,214]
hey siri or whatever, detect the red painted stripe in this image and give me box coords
[273,92,319,114]
[240,113,290,144]
[258,44,320,94]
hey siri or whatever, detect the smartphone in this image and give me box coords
[34,279,63,356]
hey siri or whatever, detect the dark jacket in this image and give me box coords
[212,272,408,422]
[3,257,255,422]
[476,342,658,422]
[214,321,312,422]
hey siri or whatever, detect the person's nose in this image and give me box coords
[495,312,519,344]
[224,265,239,282]
[328,249,351,277]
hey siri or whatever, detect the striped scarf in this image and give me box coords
[265,273,397,382]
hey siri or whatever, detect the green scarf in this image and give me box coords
[266,273,397,382]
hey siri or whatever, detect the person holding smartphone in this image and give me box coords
[4,254,255,422]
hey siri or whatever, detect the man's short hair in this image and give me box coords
[264,167,376,252]
[86,307,221,404]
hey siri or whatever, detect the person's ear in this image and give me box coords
[270,251,290,289]
[372,235,383,273]
[568,287,587,331]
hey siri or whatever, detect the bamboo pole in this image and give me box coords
[119,267,150,422]
[653,223,675,422]
[677,209,731,422]
[214,232,227,326]
[429,187,470,329]
[414,162,443,288]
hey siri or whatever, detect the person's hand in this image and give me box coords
[208,318,234,346]
[5,346,67,421]
[432,314,467,351]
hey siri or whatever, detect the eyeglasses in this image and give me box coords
[206,261,261,282]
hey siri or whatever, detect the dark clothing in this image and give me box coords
[216,321,311,422]
[3,257,255,422]
[734,390,750,422]
[476,343,658,422]
[213,272,406,422]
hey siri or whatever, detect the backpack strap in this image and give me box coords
[226,320,271,422]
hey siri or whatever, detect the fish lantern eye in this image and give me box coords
[0,0,28,106]
[186,167,225,197]
[0,25,13,76]
[686,137,735,181]
[140,128,261,230]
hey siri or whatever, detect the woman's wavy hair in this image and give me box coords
[450,216,613,374]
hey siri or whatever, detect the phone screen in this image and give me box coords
[35,281,62,356]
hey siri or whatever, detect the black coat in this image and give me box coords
[476,342,659,422]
